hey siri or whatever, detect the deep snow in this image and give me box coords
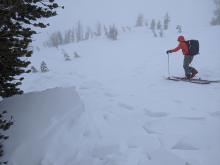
[1,87,85,164]
[1,0,220,165]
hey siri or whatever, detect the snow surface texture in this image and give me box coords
[1,87,85,165]
[1,0,220,165]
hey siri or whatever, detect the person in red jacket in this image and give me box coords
[166,35,198,79]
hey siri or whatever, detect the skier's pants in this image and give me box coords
[183,55,196,76]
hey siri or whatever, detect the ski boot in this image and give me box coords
[184,74,191,80]
[190,69,198,78]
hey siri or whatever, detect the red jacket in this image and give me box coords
[171,41,189,56]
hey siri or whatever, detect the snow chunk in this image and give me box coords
[0,87,85,165]
[172,140,199,150]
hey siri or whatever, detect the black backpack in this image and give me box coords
[185,40,199,56]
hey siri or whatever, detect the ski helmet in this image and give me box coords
[177,35,185,42]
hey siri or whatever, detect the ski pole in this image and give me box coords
[167,53,170,78]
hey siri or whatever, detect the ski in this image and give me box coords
[172,76,220,83]
[166,76,220,84]
[167,77,209,84]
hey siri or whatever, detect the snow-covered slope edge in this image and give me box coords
[1,87,190,165]
[0,87,86,165]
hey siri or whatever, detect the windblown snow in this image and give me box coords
[1,0,220,165]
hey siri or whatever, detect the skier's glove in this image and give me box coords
[166,50,172,54]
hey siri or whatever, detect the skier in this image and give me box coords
[166,35,198,79]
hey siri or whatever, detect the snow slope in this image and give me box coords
[1,0,220,165]
[2,25,220,165]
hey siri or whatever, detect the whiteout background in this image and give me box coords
[0,0,220,165]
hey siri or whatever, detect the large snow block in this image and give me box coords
[0,87,85,165]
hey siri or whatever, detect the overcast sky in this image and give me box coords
[48,0,214,27]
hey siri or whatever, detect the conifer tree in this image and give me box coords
[40,61,49,72]
[211,0,220,25]
[0,0,62,97]
[159,29,163,38]
[150,19,156,30]
[85,26,92,40]
[70,27,75,42]
[164,12,170,30]
[157,21,162,30]
[0,110,13,164]
[136,14,144,27]
[96,22,102,36]
[47,31,63,48]
[104,25,108,36]
[108,25,118,40]
[64,30,71,44]
[76,21,84,42]
[176,25,182,33]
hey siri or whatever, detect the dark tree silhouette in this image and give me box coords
[0,0,62,97]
